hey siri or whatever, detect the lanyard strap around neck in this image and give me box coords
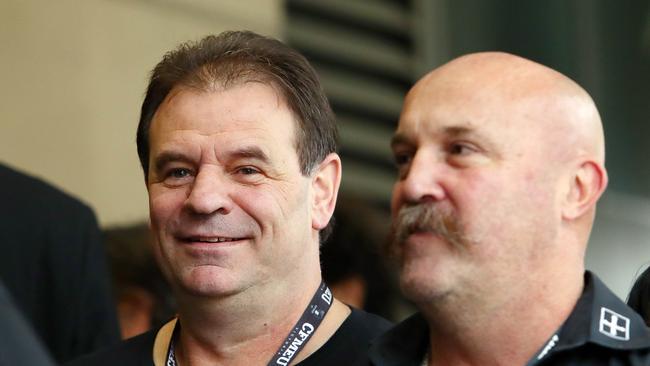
[166,281,333,366]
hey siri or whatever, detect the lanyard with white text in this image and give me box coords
[166,281,333,366]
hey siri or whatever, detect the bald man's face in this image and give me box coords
[390,73,565,304]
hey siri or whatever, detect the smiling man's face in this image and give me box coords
[146,82,314,299]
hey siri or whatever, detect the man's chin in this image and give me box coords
[399,268,453,304]
[177,267,245,298]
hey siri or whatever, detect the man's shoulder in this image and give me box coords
[543,343,650,365]
[536,272,650,365]
[366,312,428,366]
[0,163,93,215]
[324,307,392,350]
[299,308,392,365]
[64,329,157,366]
[342,307,394,335]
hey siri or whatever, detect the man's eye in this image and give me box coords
[449,143,474,155]
[238,167,259,175]
[393,153,412,167]
[168,168,191,178]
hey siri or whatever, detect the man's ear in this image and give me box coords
[311,153,342,231]
[562,160,608,220]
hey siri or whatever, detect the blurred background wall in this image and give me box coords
[0,0,283,226]
[0,0,648,301]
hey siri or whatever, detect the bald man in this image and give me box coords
[367,53,650,365]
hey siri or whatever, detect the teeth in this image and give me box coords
[194,237,237,243]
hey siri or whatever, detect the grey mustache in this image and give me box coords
[391,203,467,249]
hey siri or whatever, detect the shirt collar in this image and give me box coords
[532,271,650,363]
[369,272,650,365]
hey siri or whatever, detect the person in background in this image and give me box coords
[321,194,401,320]
[67,31,391,366]
[368,52,650,365]
[104,223,177,339]
[0,162,120,363]
[628,266,650,326]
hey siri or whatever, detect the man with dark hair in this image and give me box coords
[68,31,390,366]
[368,52,650,365]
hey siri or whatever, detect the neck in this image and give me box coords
[174,268,349,365]
[422,265,584,366]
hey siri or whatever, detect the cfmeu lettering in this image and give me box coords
[276,323,315,365]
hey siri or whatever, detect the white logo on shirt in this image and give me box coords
[599,307,630,341]
[537,334,559,360]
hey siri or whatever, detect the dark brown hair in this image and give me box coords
[136,31,337,178]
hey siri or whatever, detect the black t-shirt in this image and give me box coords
[299,309,392,365]
[66,308,392,366]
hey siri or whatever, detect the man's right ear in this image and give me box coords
[561,160,608,220]
[310,153,342,232]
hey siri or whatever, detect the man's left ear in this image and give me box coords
[562,160,608,220]
[311,153,342,231]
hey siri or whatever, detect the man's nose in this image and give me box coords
[184,168,232,215]
[399,152,447,204]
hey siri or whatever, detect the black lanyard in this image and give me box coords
[166,281,333,366]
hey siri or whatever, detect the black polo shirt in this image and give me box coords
[368,272,650,365]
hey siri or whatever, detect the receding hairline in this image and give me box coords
[151,76,303,163]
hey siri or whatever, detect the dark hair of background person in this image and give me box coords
[320,194,401,320]
[104,224,177,339]
[628,265,650,326]
[136,30,338,240]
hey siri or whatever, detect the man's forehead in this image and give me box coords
[392,118,482,146]
[396,72,550,142]
[153,84,294,130]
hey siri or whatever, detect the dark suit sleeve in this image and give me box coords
[0,281,55,366]
[48,202,121,361]
[0,163,120,362]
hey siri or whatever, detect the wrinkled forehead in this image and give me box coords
[397,76,547,141]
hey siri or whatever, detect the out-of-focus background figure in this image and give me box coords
[321,194,405,320]
[104,224,176,339]
[0,281,55,366]
[0,163,120,362]
[629,265,650,326]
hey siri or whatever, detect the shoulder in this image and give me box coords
[0,163,97,233]
[539,272,650,365]
[342,307,394,336]
[545,343,650,365]
[0,163,91,211]
[367,312,429,366]
[64,330,156,366]
[300,308,392,365]
[322,308,392,350]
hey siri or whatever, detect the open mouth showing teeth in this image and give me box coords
[183,237,243,243]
